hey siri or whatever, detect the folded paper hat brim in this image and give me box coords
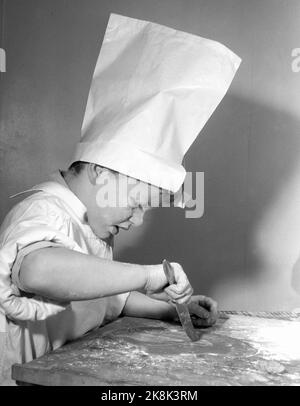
[70,140,186,193]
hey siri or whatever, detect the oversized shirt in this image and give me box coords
[0,171,129,385]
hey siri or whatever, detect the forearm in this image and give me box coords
[122,291,177,321]
[20,247,150,302]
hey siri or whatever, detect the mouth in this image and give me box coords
[118,225,131,231]
[117,221,132,231]
[109,223,132,235]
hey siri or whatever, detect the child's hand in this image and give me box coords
[164,262,194,304]
[145,262,193,304]
[187,295,218,327]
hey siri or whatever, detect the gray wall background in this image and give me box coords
[1,0,300,310]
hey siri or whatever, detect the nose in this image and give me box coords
[130,207,145,227]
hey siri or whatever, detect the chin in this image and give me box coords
[102,230,113,239]
[90,225,109,239]
[99,232,111,239]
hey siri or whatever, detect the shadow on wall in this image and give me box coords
[115,93,300,306]
[292,257,300,296]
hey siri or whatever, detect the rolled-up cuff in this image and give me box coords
[11,241,64,293]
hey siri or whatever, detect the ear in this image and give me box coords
[86,163,103,186]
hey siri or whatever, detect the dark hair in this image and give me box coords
[68,161,118,176]
[68,161,89,175]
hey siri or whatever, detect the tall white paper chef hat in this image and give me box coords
[70,13,241,193]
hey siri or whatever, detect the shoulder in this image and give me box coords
[13,191,68,218]
[0,191,71,237]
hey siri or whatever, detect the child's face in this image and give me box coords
[85,169,169,239]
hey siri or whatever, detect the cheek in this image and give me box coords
[87,204,112,224]
[87,207,104,226]
[89,204,133,226]
[105,208,132,224]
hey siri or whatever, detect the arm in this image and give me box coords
[19,247,153,302]
[123,291,219,327]
[19,247,192,304]
[122,291,177,321]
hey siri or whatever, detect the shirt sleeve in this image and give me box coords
[0,196,86,322]
[11,240,64,293]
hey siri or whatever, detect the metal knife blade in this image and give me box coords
[163,259,200,342]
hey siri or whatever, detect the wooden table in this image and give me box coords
[12,315,300,386]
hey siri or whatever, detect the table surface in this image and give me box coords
[12,315,300,386]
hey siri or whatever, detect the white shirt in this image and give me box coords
[0,171,129,385]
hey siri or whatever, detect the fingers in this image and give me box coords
[199,296,218,323]
[146,261,193,304]
[192,316,214,328]
[198,295,218,313]
[189,296,219,327]
[164,284,193,304]
[189,302,211,319]
[170,262,190,294]
[164,262,193,304]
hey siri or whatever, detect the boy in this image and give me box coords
[0,14,241,384]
